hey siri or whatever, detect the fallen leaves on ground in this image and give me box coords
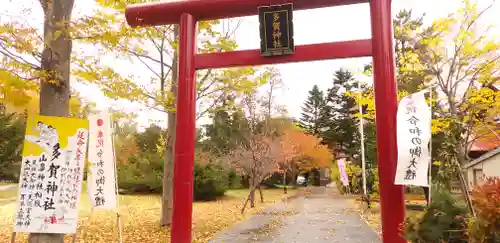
[0,185,17,202]
[0,189,296,243]
[349,199,383,236]
[350,197,425,237]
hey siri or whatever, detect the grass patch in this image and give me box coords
[272,184,295,189]
[0,188,296,243]
[0,184,17,205]
[0,188,17,199]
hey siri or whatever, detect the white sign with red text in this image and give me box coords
[87,111,117,209]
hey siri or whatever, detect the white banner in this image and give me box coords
[337,158,350,187]
[394,90,432,187]
[14,116,88,233]
[87,112,117,209]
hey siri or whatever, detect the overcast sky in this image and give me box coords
[5,0,500,130]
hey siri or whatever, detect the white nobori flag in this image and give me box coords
[394,90,432,187]
[88,111,118,209]
[337,158,350,187]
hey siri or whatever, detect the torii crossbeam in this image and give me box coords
[125,0,405,242]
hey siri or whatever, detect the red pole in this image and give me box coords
[370,0,406,242]
[171,13,197,243]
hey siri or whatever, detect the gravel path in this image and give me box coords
[209,186,381,243]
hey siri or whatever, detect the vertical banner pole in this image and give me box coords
[111,121,123,243]
[171,12,197,243]
[370,0,406,242]
[10,232,16,243]
[358,80,367,196]
[428,87,433,205]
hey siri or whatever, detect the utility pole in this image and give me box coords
[358,80,367,196]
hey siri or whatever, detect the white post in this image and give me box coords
[358,81,367,196]
[111,121,123,243]
[428,87,433,205]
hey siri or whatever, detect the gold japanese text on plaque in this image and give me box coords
[258,4,294,56]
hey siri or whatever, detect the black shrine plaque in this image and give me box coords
[258,4,295,57]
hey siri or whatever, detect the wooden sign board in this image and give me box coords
[258,4,294,57]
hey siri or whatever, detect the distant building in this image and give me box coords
[465,146,500,188]
[469,131,500,159]
[465,98,500,188]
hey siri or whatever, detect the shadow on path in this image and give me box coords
[209,186,381,243]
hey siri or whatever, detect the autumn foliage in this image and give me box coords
[228,122,332,180]
[115,136,140,165]
[224,121,332,212]
[468,177,500,242]
[280,125,332,172]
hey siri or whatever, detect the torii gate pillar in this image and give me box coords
[125,0,406,243]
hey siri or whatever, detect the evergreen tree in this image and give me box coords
[0,111,25,181]
[203,109,234,155]
[299,85,327,136]
[202,96,250,156]
[323,69,360,156]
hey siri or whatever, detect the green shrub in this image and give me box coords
[262,172,282,188]
[332,161,362,194]
[227,169,243,189]
[0,112,25,182]
[346,162,362,193]
[369,168,379,195]
[330,163,344,191]
[331,160,379,196]
[116,150,229,200]
[403,186,468,243]
[1,161,21,182]
[193,163,228,201]
[117,152,164,193]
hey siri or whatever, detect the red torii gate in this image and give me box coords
[125,0,405,242]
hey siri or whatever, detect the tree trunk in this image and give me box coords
[290,167,298,188]
[422,186,430,205]
[452,138,475,216]
[258,186,264,203]
[160,25,179,226]
[249,188,255,208]
[241,186,256,214]
[455,158,475,216]
[283,171,287,194]
[160,110,176,226]
[241,194,250,214]
[29,0,74,242]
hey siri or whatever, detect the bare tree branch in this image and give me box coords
[0,67,38,81]
[196,92,227,120]
[0,43,41,70]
